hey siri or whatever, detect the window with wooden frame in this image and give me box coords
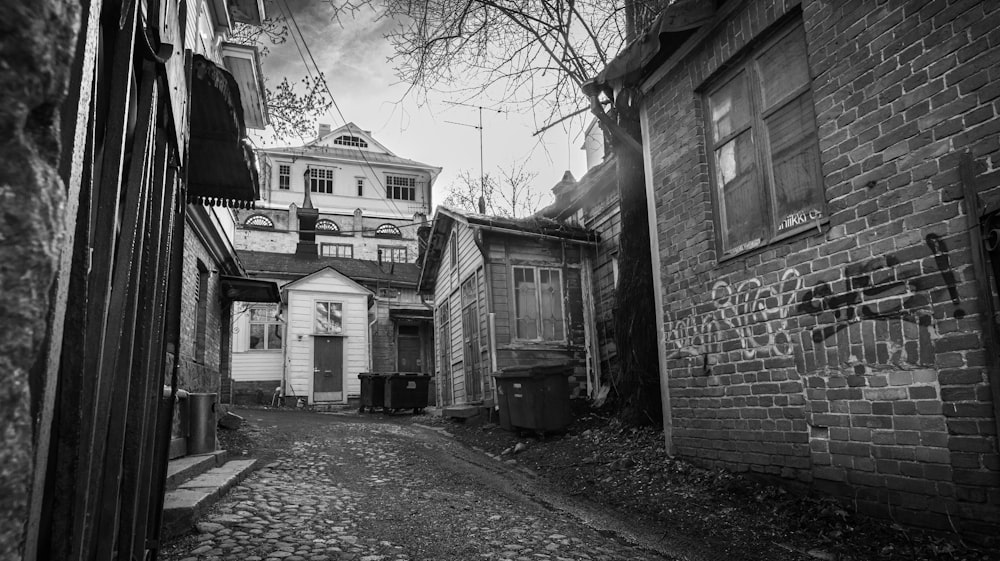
[378,245,407,263]
[356,177,364,196]
[512,266,565,341]
[248,304,282,350]
[704,22,823,257]
[308,167,335,194]
[278,164,290,190]
[314,301,343,334]
[245,214,273,229]
[449,233,458,268]
[386,174,416,201]
[320,243,352,258]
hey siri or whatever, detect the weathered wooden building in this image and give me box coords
[586,0,1000,537]
[5,0,275,559]
[417,208,600,411]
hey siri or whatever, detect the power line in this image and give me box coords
[278,0,413,219]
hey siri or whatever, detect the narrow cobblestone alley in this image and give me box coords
[160,410,681,561]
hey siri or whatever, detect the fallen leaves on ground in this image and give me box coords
[423,409,999,561]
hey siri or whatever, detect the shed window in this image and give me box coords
[705,22,823,257]
[309,167,335,194]
[248,304,282,350]
[315,302,343,334]
[513,266,564,341]
[245,214,273,229]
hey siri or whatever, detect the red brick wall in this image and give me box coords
[644,0,999,535]
[176,217,226,394]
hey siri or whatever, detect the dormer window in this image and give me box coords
[375,223,402,237]
[386,175,416,201]
[333,135,368,148]
[245,214,274,229]
[315,219,340,233]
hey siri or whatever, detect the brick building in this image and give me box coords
[587,0,1000,536]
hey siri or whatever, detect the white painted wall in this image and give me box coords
[283,270,371,403]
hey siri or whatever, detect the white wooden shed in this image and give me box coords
[280,267,373,404]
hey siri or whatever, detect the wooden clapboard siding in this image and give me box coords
[231,351,282,381]
[283,269,370,402]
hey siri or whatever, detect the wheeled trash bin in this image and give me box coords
[492,364,572,434]
[383,373,432,414]
[358,373,388,413]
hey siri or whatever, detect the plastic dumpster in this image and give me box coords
[383,373,432,414]
[358,373,388,413]
[187,392,217,454]
[492,364,572,434]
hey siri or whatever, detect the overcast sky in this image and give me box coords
[251,0,592,211]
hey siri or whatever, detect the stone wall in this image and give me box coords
[0,0,81,555]
[644,0,1000,535]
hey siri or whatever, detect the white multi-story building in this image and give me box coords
[233,123,441,264]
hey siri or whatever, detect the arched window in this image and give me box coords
[375,223,401,237]
[245,214,274,229]
[332,135,368,148]
[315,219,339,232]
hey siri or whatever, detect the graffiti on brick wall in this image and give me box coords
[664,234,964,368]
[665,268,802,360]
[798,234,964,345]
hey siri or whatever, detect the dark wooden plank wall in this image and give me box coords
[486,233,588,383]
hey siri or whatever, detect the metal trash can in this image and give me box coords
[187,392,217,454]
[358,373,388,413]
[383,373,432,414]
[492,364,572,434]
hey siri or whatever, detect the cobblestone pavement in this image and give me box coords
[160,411,682,561]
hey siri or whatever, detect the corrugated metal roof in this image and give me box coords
[238,250,420,285]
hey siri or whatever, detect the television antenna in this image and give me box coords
[444,101,502,213]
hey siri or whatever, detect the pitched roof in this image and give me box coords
[237,250,421,286]
[416,206,598,292]
[262,145,440,173]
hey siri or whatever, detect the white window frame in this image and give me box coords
[248,303,283,351]
[320,243,353,258]
[386,174,416,201]
[378,245,407,263]
[314,301,344,335]
[309,167,335,194]
[512,265,566,342]
[356,177,365,196]
[278,164,291,190]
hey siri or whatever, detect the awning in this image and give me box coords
[221,275,280,302]
[187,54,260,208]
[389,309,433,322]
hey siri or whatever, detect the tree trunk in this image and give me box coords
[609,88,662,426]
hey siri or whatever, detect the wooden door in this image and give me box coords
[461,277,482,402]
[314,336,344,402]
[398,325,422,372]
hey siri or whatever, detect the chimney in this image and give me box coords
[296,171,319,258]
[317,123,331,138]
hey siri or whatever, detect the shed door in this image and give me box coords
[314,336,344,402]
[462,277,483,402]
